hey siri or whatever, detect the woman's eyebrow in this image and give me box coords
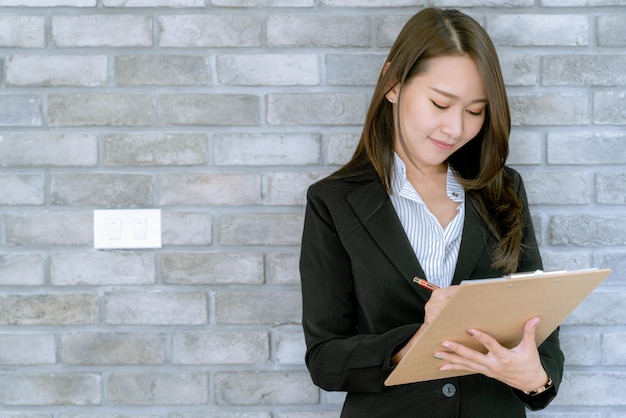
[429,87,488,104]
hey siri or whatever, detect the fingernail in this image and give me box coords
[434,353,445,360]
[441,342,452,349]
[466,329,475,336]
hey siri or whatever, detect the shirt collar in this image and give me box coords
[392,153,465,203]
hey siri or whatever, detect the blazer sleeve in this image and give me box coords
[299,183,419,393]
[508,168,565,410]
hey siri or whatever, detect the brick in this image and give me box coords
[49,94,152,127]
[51,15,151,47]
[267,93,366,125]
[265,172,327,206]
[550,215,626,246]
[593,252,626,285]
[105,292,207,325]
[594,92,626,125]
[104,0,203,5]
[377,14,411,47]
[602,333,626,365]
[267,15,370,47]
[543,55,626,86]
[215,290,301,325]
[544,0,625,4]
[274,330,306,365]
[159,173,262,205]
[0,334,55,365]
[170,414,270,418]
[597,15,626,46]
[172,331,269,364]
[0,95,42,127]
[104,133,208,167]
[520,171,589,204]
[0,0,96,4]
[162,212,212,245]
[565,292,626,326]
[217,54,319,86]
[157,94,259,126]
[219,213,303,246]
[434,0,531,5]
[509,94,588,126]
[547,132,626,164]
[170,413,270,418]
[559,330,601,366]
[212,0,312,5]
[214,133,321,166]
[5,212,92,246]
[0,373,101,406]
[541,251,590,272]
[159,15,261,47]
[487,15,589,46]
[7,55,107,87]
[0,253,44,286]
[596,173,626,204]
[214,372,318,405]
[51,252,156,286]
[108,372,208,405]
[161,252,264,284]
[269,253,300,285]
[276,413,340,418]
[61,332,165,365]
[508,131,542,165]
[115,55,211,86]
[498,53,536,87]
[326,54,386,86]
[325,133,359,165]
[554,372,626,406]
[0,133,97,167]
[322,0,417,5]
[0,294,99,325]
[0,16,44,48]
[50,173,153,206]
[0,174,45,205]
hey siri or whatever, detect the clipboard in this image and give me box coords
[385,268,611,386]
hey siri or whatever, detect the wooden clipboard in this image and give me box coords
[385,268,611,386]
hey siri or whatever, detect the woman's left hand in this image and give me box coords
[434,316,549,392]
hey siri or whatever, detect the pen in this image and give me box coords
[413,277,440,292]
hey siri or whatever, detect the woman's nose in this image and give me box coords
[441,111,463,139]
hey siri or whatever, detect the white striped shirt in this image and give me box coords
[389,154,465,288]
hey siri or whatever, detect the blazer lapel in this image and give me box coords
[345,175,428,298]
[452,197,488,285]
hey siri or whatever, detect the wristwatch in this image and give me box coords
[523,376,553,396]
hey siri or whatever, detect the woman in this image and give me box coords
[299,8,564,417]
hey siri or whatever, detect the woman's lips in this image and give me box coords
[429,137,454,150]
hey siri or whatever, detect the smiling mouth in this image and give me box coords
[429,137,454,150]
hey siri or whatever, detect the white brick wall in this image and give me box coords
[0,1,624,416]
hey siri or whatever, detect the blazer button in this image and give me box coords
[442,383,457,398]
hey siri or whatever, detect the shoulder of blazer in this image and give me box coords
[308,163,382,198]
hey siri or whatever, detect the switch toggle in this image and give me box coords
[94,209,161,249]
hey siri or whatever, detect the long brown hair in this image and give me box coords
[335,8,523,274]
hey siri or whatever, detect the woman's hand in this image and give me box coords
[434,316,549,392]
[391,286,459,365]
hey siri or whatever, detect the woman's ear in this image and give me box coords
[382,62,399,104]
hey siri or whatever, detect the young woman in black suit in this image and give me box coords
[299,7,564,417]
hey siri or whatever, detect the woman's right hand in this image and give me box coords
[391,286,459,365]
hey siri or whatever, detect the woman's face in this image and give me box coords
[386,55,487,172]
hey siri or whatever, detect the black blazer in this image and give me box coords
[299,165,564,418]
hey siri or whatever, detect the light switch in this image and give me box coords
[106,218,122,240]
[94,209,161,249]
[132,218,147,239]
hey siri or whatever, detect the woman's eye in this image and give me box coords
[467,109,485,116]
[431,100,448,110]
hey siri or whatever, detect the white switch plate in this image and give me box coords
[94,209,162,249]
